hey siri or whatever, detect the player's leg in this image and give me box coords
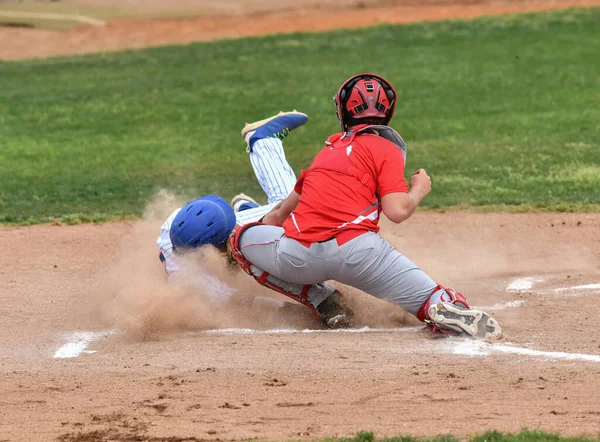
[249,138,296,204]
[229,223,354,328]
[241,111,307,204]
[229,111,306,224]
[331,232,502,339]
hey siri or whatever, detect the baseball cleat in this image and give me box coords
[231,193,259,212]
[241,110,308,153]
[316,290,355,329]
[428,303,503,340]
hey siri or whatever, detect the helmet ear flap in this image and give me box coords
[386,89,395,101]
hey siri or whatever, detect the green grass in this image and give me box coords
[1,8,599,224]
[321,430,600,442]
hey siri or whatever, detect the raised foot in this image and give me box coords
[241,111,308,153]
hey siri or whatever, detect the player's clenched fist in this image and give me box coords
[411,168,431,197]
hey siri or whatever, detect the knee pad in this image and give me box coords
[416,284,470,322]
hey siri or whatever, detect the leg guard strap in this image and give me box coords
[228,222,264,276]
[257,272,318,317]
[416,284,470,322]
[228,222,320,317]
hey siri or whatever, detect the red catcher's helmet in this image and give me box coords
[334,73,397,131]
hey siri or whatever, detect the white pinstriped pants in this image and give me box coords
[249,138,297,204]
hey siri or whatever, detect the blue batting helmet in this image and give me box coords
[202,194,237,230]
[169,196,236,250]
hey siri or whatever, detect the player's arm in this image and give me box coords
[374,141,431,224]
[262,191,300,226]
[262,169,305,226]
[381,169,431,223]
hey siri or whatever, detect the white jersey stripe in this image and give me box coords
[290,212,301,233]
[336,209,379,229]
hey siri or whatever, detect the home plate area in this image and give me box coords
[3,213,600,440]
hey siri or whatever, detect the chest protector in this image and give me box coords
[309,125,407,194]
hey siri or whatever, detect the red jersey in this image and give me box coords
[283,125,408,245]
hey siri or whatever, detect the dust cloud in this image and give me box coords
[95,193,600,340]
[93,191,323,340]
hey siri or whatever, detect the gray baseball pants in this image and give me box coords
[238,225,439,315]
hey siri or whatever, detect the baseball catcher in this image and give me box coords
[229,73,503,339]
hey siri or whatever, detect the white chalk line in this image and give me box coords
[448,339,600,363]
[53,330,115,359]
[506,277,600,296]
[190,326,423,335]
[53,327,600,364]
[52,327,422,359]
[553,283,600,292]
[202,324,600,364]
[50,277,597,359]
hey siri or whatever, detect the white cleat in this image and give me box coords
[428,303,503,340]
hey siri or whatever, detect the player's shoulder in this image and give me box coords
[357,132,401,157]
[161,207,183,230]
[325,131,345,144]
[359,127,406,155]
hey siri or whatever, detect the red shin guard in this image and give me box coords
[416,284,470,322]
[228,224,320,318]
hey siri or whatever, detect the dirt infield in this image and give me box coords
[2,0,600,60]
[1,212,600,441]
[2,1,600,440]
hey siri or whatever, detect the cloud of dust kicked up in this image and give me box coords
[93,191,321,340]
[93,192,600,342]
[93,191,417,340]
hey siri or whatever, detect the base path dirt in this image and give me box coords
[2,0,600,60]
[1,212,600,441]
[2,1,600,440]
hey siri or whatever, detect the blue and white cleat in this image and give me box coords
[241,110,308,153]
[231,193,259,212]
